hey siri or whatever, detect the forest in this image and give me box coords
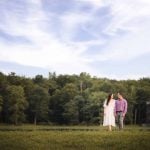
[0,71,150,125]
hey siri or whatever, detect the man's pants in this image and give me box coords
[116,112,124,130]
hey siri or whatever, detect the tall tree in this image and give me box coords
[0,95,3,122]
[0,72,8,95]
[49,83,78,124]
[7,72,23,86]
[6,85,28,124]
[135,87,150,124]
[28,86,49,125]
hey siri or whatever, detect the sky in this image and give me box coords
[0,0,150,80]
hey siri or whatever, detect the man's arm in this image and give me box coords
[123,100,128,116]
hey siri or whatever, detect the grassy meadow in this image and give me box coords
[0,125,150,150]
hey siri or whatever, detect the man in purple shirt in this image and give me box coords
[115,93,128,130]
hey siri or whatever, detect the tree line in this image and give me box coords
[0,72,150,125]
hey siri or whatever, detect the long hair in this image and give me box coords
[106,93,113,105]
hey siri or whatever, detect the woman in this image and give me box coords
[103,93,116,131]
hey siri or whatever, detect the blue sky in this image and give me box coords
[0,0,150,79]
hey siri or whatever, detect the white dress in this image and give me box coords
[103,99,116,127]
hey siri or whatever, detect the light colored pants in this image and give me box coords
[116,112,124,130]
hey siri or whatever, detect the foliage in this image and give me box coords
[0,71,150,124]
[5,85,28,124]
[0,95,3,112]
[28,86,50,125]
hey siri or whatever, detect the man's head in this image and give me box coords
[117,92,123,99]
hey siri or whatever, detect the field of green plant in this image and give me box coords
[0,125,149,150]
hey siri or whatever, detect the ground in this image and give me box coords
[0,125,149,150]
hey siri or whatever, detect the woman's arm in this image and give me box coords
[103,100,107,115]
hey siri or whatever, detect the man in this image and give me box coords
[115,93,128,130]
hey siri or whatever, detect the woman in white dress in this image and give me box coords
[103,93,116,131]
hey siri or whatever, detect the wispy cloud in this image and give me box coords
[0,0,150,79]
[98,0,150,61]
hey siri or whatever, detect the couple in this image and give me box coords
[103,93,128,131]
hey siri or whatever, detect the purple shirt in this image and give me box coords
[115,99,127,115]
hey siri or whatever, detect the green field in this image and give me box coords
[0,125,150,150]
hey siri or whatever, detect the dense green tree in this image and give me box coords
[79,72,92,93]
[88,91,108,124]
[73,95,85,123]
[0,71,150,125]
[99,80,114,93]
[28,86,49,125]
[7,72,23,86]
[48,80,58,96]
[49,83,78,124]
[0,95,3,113]
[0,72,8,95]
[33,75,44,84]
[55,74,78,88]
[49,89,65,124]
[6,85,28,124]
[21,78,35,97]
[63,99,79,124]
[135,87,150,124]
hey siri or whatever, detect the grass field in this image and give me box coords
[0,125,150,150]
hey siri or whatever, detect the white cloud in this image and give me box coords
[77,0,105,8]
[90,0,150,62]
[104,0,150,35]
[0,0,150,79]
[0,0,103,67]
[0,0,95,75]
[59,12,90,42]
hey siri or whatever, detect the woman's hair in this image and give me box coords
[106,93,113,105]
